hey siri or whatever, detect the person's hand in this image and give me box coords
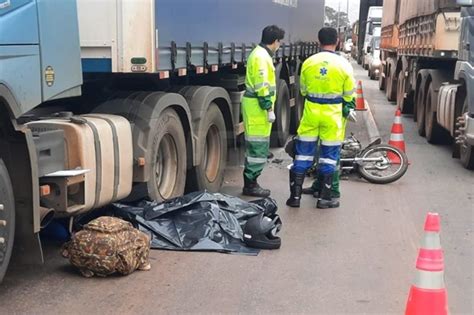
[348,109,357,122]
[268,110,276,123]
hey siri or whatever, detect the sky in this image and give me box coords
[324,0,360,23]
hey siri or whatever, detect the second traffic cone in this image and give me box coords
[388,109,407,164]
[405,212,448,315]
[355,80,367,111]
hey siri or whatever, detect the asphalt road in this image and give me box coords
[0,61,472,314]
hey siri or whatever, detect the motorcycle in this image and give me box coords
[337,134,408,184]
[287,134,409,184]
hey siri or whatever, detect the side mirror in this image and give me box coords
[457,0,474,6]
[367,47,372,53]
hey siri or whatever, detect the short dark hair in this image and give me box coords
[318,27,338,45]
[261,25,285,45]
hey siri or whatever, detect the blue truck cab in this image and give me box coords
[0,0,82,117]
[0,0,82,281]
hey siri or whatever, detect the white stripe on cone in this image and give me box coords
[390,133,405,141]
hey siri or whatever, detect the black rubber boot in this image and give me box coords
[242,176,271,197]
[316,174,340,209]
[286,171,305,208]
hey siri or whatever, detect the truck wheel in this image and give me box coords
[424,82,448,144]
[459,99,474,169]
[370,70,376,80]
[290,77,304,134]
[386,67,397,102]
[379,72,385,90]
[413,88,418,122]
[271,79,290,147]
[189,103,227,191]
[148,108,187,201]
[416,82,426,136]
[397,71,413,114]
[0,159,15,283]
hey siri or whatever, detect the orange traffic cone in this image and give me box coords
[355,80,367,111]
[388,109,407,163]
[405,212,448,315]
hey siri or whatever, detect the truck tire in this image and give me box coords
[415,82,426,136]
[188,103,227,191]
[397,71,413,114]
[370,69,376,80]
[386,67,397,102]
[459,99,474,169]
[0,159,15,283]
[290,74,304,134]
[147,108,187,201]
[424,82,448,144]
[271,79,290,147]
[379,71,385,91]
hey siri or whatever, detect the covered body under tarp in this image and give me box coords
[110,191,280,255]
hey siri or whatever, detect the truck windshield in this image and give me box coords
[374,38,380,49]
[368,7,383,19]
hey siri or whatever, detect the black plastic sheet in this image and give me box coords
[111,191,279,255]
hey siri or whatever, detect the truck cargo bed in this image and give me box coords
[77,0,324,75]
[399,11,460,58]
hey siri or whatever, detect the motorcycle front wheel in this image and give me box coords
[357,144,408,184]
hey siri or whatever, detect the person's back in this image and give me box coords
[298,51,354,141]
[301,51,353,102]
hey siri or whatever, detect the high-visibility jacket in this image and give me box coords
[298,51,355,143]
[241,45,276,138]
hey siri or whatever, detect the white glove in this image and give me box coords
[348,109,357,122]
[268,110,276,123]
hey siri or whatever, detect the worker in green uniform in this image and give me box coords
[286,27,356,208]
[242,25,285,197]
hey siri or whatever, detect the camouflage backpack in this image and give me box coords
[62,216,151,277]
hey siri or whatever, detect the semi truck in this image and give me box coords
[356,0,383,65]
[0,0,324,281]
[379,0,474,170]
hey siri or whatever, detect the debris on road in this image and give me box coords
[111,191,282,255]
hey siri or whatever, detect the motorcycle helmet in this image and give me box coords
[243,213,282,249]
[249,197,278,217]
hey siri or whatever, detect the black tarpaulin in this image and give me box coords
[111,191,279,255]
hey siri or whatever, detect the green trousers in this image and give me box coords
[243,138,269,181]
